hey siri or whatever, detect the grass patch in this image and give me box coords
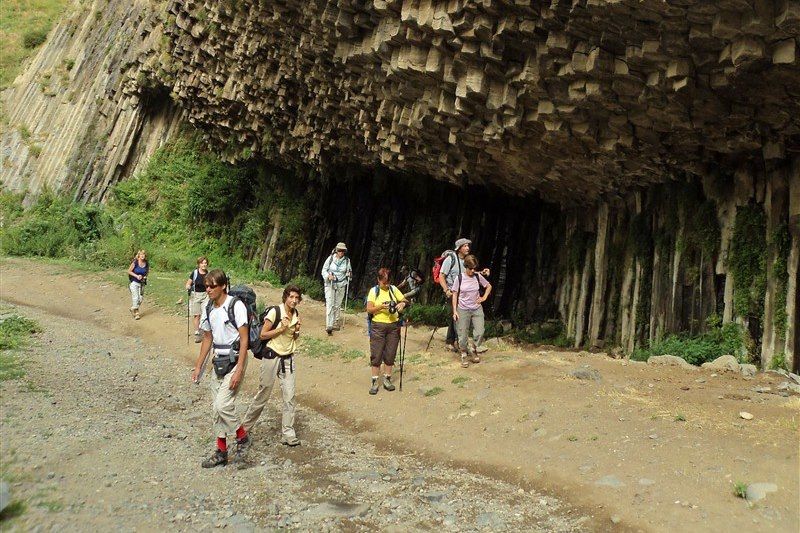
[424,386,443,397]
[674,413,686,422]
[298,336,338,359]
[0,314,41,350]
[339,348,364,362]
[732,481,748,499]
[0,0,70,88]
[451,376,469,386]
[567,435,578,442]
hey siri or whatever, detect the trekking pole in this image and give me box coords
[424,325,437,351]
[399,318,409,391]
[342,281,349,330]
[186,289,191,344]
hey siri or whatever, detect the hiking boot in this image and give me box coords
[194,330,202,343]
[460,354,470,368]
[231,437,250,467]
[475,345,488,354]
[134,309,141,320]
[369,379,379,395]
[326,328,333,336]
[470,354,481,364]
[281,436,301,447]
[201,449,228,468]
[383,375,396,391]
[129,307,136,318]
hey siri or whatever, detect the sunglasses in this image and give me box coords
[206,284,221,289]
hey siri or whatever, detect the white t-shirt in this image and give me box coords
[200,295,248,355]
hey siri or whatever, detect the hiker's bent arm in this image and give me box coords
[439,272,450,294]
[366,300,382,315]
[451,292,459,321]
[478,283,493,303]
[127,262,141,280]
[259,317,290,341]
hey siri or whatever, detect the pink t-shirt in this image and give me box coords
[452,273,489,311]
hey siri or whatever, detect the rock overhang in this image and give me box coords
[153,0,800,202]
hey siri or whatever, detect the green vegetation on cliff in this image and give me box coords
[0,136,287,284]
[0,0,69,89]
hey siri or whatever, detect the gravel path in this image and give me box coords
[0,302,588,531]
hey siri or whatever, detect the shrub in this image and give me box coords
[769,352,788,371]
[288,274,324,302]
[0,315,41,350]
[510,320,571,347]
[404,303,450,327]
[22,28,49,49]
[631,316,751,366]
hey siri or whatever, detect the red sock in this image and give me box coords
[217,437,227,453]
[236,426,247,441]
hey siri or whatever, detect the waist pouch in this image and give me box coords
[212,352,238,379]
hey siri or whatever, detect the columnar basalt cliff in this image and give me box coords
[1,0,798,368]
[155,0,800,201]
[0,0,181,202]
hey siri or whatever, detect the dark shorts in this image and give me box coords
[370,321,400,367]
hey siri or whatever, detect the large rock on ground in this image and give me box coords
[647,355,697,371]
[701,355,741,373]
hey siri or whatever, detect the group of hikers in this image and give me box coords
[125,236,493,468]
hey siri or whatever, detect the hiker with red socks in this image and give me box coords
[190,269,250,468]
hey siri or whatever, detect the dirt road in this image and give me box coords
[1,257,797,531]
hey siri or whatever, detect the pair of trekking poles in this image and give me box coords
[332,282,350,331]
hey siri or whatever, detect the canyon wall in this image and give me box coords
[0,0,797,367]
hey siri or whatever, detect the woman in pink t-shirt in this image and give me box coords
[451,255,492,368]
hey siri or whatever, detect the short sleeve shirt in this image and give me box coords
[441,253,464,289]
[367,285,405,324]
[263,304,299,356]
[451,273,489,311]
[200,295,248,355]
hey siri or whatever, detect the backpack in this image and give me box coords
[432,250,457,285]
[205,285,268,359]
[253,304,301,359]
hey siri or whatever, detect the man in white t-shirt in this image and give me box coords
[191,269,250,468]
[242,284,303,446]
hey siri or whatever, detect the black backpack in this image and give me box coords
[254,304,301,359]
[205,285,267,359]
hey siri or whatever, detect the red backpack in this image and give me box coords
[432,250,456,284]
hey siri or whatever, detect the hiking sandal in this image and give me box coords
[460,354,470,368]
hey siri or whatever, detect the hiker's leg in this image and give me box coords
[211,370,241,438]
[333,284,345,326]
[446,318,457,345]
[370,323,388,378]
[382,322,400,367]
[472,307,485,347]
[279,361,296,439]
[129,282,140,309]
[456,309,470,354]
[324,284,335,329]
[242,357,279,430]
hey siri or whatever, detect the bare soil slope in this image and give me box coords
[1,257,797,532]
